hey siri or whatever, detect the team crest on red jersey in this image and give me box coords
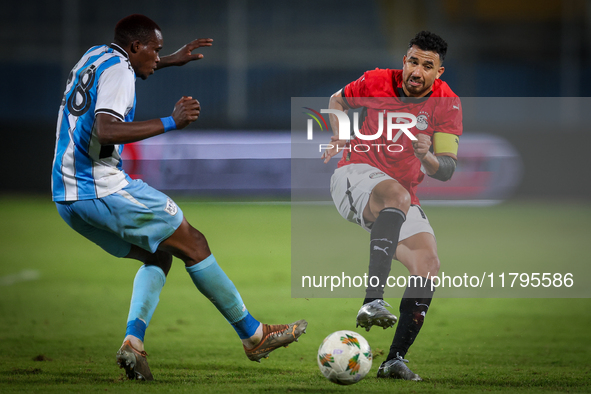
[416,113,429,131]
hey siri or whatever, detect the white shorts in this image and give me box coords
[330,163,435,241]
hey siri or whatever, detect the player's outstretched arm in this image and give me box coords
[322,90,349,164]
[156,38,213,70]
[96,96,200,145]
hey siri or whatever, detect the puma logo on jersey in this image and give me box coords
[453,105,459,110]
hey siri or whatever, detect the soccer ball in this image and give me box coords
[317,330,372,385]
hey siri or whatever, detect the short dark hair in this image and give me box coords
[408,31,447,64]
[114,14,161,46]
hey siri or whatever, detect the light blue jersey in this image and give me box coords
[52,44,136,201]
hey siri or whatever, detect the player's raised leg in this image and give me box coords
[356,179,409,331]
[159,217,307,362]
[377,232,439,381]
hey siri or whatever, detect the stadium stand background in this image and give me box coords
[1,0,590,199]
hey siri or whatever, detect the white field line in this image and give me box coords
[0,270,41,286]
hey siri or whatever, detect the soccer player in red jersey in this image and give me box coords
[322,31,462,381]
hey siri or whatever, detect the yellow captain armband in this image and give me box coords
[433,132,459,158]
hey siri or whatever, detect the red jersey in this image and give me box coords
[340,68,462,205]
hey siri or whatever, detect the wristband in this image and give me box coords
[428,155,457,182]
[160,116,177,133]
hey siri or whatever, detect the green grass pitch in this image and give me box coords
[0,197,589,393]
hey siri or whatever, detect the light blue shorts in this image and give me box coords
[56,179,184,257]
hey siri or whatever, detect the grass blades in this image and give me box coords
[0,197,589,392]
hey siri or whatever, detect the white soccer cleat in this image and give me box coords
[356,299,398,332]
[376,354,422,381]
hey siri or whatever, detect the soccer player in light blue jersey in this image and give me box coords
[52,14,307,381]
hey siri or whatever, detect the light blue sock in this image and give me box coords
[186,254,260,338]
[125,264,166,342]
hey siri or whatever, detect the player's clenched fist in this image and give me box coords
[412,133,431,160]
[172,96,201,129]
